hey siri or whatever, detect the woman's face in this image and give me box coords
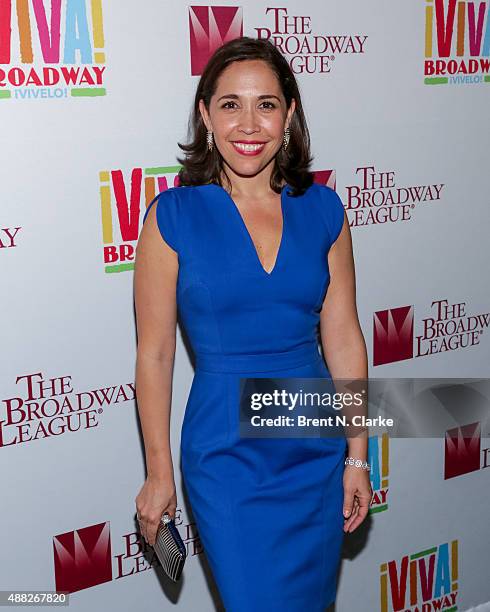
[199,59,295,179]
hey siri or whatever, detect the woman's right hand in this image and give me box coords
[135,475,177,546]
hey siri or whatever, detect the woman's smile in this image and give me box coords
[231,140,268,156]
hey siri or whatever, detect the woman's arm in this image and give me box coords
[320,210,368,451]
[319,211,372,532]
[133,201,179,545]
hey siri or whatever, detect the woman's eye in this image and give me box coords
[220,100,276,109]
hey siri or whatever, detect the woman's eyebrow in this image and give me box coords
[217,93,281,102]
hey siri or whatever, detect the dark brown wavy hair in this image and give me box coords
[176,36,314,197]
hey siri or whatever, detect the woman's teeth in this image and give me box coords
[233,142,265,151]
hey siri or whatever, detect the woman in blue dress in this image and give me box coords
[134,37,372,610]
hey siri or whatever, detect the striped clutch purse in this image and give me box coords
[154,512,187,581]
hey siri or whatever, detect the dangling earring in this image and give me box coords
[206,130,214,151]
[283,127,290,150]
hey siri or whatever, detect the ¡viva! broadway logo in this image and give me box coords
[424,0,490,85]
[100,165,181,273]
[0,0,106,101]
[368,433,390,514]
[380,540,459,611]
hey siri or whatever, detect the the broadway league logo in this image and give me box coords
[54,522,112,593]
[424,0,490,86]
[368,433,389,514]
[0,371,134,447]
[380,540,459,611]
[254,7,368,75]
[0,0,107,101]
[188,6,243,76]
[344,166,444,227]
[54,512,201,593]
[100,165,181,273]
[373,306,414,367]
[373,299,489,366]
[444,421,490,478]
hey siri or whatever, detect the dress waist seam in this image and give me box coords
[194,342,322,374]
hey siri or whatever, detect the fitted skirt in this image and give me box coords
[180,345,347,611]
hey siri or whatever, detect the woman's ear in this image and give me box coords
[198,99,211,131]
[286,98,296,129]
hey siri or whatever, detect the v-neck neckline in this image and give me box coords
[206,182,289,277]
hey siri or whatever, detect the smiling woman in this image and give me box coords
[176,37,313,196]
[134,36,370,611]
[200,62,293,183]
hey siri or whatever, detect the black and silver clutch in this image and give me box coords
[154,512,187,582]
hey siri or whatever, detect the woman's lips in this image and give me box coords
[231,141,267,156]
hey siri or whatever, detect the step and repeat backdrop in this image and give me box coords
[1,1,489,611]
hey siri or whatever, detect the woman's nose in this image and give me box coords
[238,108,260,133]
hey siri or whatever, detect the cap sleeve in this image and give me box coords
[142,188,179,253]
[317,184,345,246]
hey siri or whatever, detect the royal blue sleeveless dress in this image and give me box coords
[142,181,347,611]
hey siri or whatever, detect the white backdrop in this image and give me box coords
[1,1,489,610]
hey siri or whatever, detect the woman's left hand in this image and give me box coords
[342,465,373,533]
